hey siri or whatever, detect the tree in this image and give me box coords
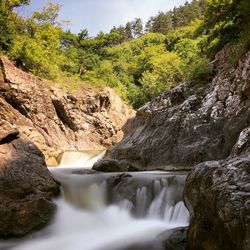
[9,2,66,79]
[132,18,143,38]
[78,29,88,40]
[172,0,206,27]
[4,0,30,9]
[145,17,154,33]
[151,12,173,34]
[0,0,30,51]
[32,2,61,26]
[125,22,133,40]
[203,0,250,55]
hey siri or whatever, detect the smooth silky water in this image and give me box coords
[0,151,190,250]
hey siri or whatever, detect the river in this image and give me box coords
[1,151,190,250]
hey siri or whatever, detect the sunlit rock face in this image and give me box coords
[98,50,250,171]
[0,126,60,238]
[0,56,133,166]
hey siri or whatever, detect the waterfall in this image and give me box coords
[7,171,189,250]
[57,150,106,168]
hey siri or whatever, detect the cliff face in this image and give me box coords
[99,49,250,170]
[0,56,133,165]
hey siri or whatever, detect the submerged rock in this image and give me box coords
[160,227,187,250]
[93,159,139,172]
[0,128,60,238]
[184,156,250,250]
[120,227,187,250]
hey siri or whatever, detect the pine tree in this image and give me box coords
[132,18,143,38]
[151,12,173,34]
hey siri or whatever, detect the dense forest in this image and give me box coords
[0,0,249,108]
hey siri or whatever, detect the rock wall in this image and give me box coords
[97,49,250,171]
[0,56,133,165]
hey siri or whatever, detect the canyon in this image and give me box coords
[0,47,249,249]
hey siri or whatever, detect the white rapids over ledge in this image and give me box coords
[56,150,106,168]
[2,150,190,250]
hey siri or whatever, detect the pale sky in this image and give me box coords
[18,0,188,36]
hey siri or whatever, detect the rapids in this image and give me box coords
[0,151,190,250]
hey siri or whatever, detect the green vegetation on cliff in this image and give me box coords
[0,0,249,108]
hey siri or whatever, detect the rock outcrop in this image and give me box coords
[0,126,60,238]
[96,49,250,171]
[184,156,250,250]
[0,56,133,165]
[94,48,250,249]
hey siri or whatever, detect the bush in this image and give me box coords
[190,59,213,82]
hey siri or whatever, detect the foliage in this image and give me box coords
[203,0,250,56]
[146,0,207,34]
[9,3,64,79]
[0,0,248,109]
[0,0,30,51]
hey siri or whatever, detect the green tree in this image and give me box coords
[203,0,250,56]
[9,2,65,79]
[32,2,60,26]
[125,22,133,40]
[172,0,206,27]
[132,18,144,38]
[149,12,173,34]
[0,0,30,51]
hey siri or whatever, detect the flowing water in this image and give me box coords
[58,150,106,168]
[1,151,190,250]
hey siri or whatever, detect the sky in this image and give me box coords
[18,0,188,36]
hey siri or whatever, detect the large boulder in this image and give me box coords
[184,156,250,250]
[0,56,133,165]
[97,50,250,171]
[0,127,60,238]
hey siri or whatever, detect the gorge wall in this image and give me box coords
[95,48,250,249]
[97,48,250,171]
[0,56,133,165]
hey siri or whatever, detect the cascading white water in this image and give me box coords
[1,151,190,250]
[8,170,189,250]
[57,150,106,168]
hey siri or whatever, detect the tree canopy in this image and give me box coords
[0,0,249,108]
